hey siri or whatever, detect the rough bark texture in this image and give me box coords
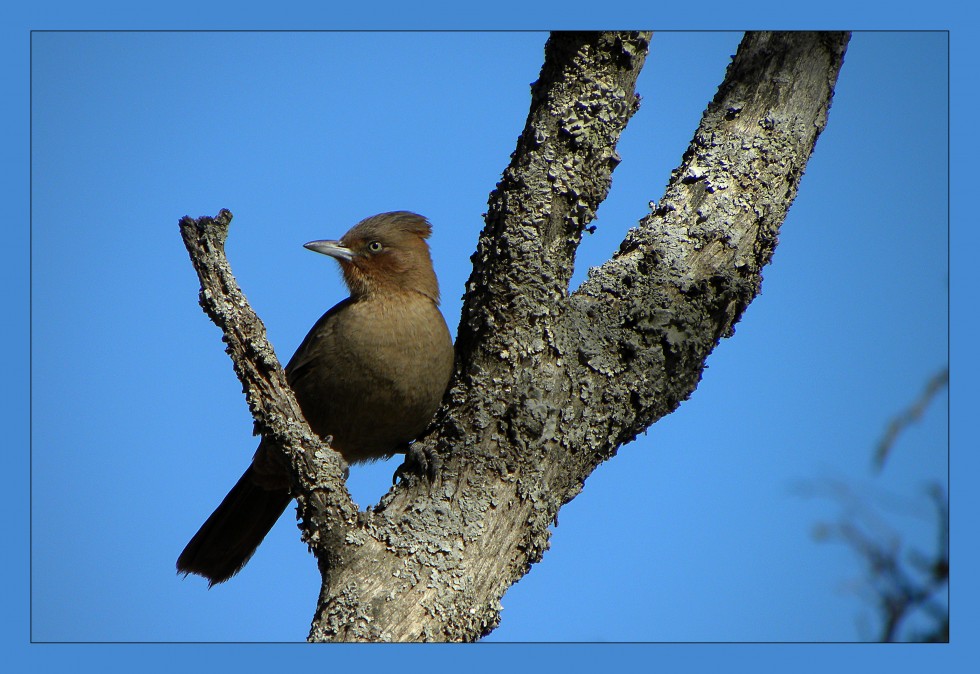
[179,31,849,642]
[178,211,359,570]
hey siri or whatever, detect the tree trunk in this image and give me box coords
[180,30,849,642]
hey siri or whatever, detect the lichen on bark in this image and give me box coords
[181,31,850,642]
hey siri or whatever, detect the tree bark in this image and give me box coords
[179,30,849,642]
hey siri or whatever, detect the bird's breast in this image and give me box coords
[287,293,453,463]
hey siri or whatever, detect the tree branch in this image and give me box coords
[178,210,358,566]
[567,30,851,461]
[874,367,948,470]
[456,31,650,360]
[180,31,851,642]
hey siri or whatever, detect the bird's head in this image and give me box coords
[304,211,440,303]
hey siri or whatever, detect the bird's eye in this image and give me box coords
[367,241,383,253]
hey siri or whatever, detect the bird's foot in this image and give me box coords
[393,443,442,486]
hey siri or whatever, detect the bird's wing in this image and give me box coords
[284,297,352,388]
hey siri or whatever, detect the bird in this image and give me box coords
[177,211,455,586]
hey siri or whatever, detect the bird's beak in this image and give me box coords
[304,239,355,262]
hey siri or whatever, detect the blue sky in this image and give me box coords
[19,23,961,668]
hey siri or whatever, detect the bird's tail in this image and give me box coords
[177,466,292,587]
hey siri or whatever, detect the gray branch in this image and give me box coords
[178,210,358,564]
[567,31,852,465]
[180,31,850,642]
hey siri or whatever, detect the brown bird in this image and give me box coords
[177,211,454,586]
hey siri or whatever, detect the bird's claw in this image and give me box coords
[393,444,442,486]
